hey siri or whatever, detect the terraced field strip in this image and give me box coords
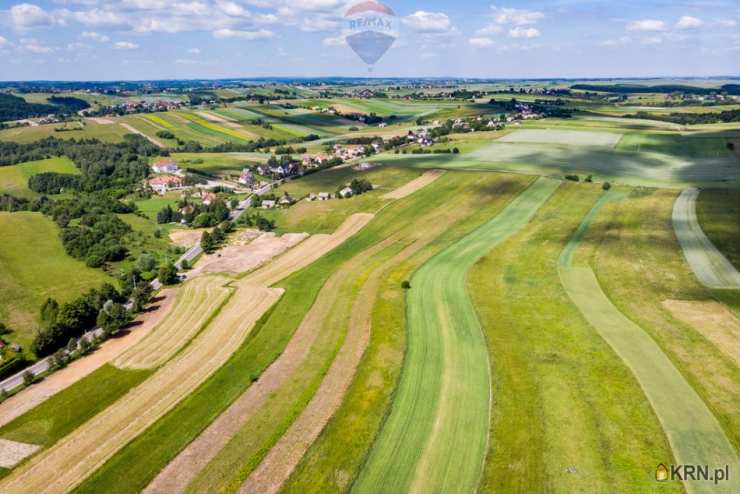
[354,177,560,494]
[673,188,740,289]
[380,170,444,200]
[119,123,166,148]
[114,277,231,369]
[0,281,282,494]
[178,112,255,141]
[559,195,740,494]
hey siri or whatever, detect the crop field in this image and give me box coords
[672,188,740,288]
[354,177,559,494]
[560,192,740,494]
[0,121,130,144]
[373,132,740,187]
[496,128,623,147]
[616,133,733,158]
[114,276,232,369]
[0,212,113,350]
[170,152,270,179]
[139,113,229,146]
[0,157,78,197]
[0,280,282,494]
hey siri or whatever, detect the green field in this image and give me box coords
[371,128,740,188]
[559,192,740,494]
[0,121,130,144]
[354,177,559,493]
[0,157,79,197]
[696,188,740,270]
[0,212,113,350]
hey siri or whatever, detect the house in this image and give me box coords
[279,195,294,206]
[378,122,387,128]
[149,175,184,194]
[318,192,331,201]
[238,169,255,186]
[261,200,276,209]
[339,187,353,198]
[151,159,179,174]
[308,193,317,201]
[201,192,217,206]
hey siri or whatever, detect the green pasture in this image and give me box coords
[559,192,740,494]
[0,157,79,197]
[0,212,113,351]
[696,188,740,270]
[0,121,130,144]
[354,177,559,494]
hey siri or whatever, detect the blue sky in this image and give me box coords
[0,0,738,80]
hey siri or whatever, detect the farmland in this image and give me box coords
[0,77,738,494]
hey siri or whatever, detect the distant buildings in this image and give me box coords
[237,168,255,186]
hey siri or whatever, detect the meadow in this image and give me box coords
[0,157,78,197]
[0,212,113,351]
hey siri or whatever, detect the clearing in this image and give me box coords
[354,177,560,494]
[672,188,740,289]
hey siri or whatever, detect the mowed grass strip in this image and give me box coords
[672,188,740,289]
[0,212,113,349]
[559,194,740,494]
[281,174,532,494]
[471,183,680,493]
[114,276,232,369]
[0,284,281,494]
[354,177,560,494]
[582,188,740,454]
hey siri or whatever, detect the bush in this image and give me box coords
[602,181,612,191]
[728,142,735,150]
[585,175,593,183]
[452,147,460,154]
[565,174,580,182]
[22,370,34,386]
[401,280,411,289]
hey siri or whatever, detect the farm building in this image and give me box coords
[318,192,331,201]
[261,200,276,209]
[149,175,184,194]
[238,169,255,186]
[151,159,180,174]
[201,192,217,206]
[339,187,354,198]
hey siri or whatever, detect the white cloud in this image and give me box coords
[601,36,631,47]
[403,11,452,33]
[626,19,665,31]
[509,26,540,39]
[322,35,345,46]
[300,17,337,32]
[641,36,663,45]
[0,36,11,47]
[676,16,702,29]
[187,47,201,54]
[469,37,494,47]
[476,24,502,35]
[65,8,128,27]
[491,7,543,26]
[114,41,138,49]
[10,3,54,28]
[212,28,273,39]
[717,19,737,28]
[19,38,55,53]
[175,58,199,64]
[81,31,109,42]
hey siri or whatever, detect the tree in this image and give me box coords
[22,370,34,387]
[97,302,132,336]
[201,231,214,253]
[131,283,153,313]
[158,262,179,285]
[137,253,157,273]
[401,280,411,289]
[729,142,735,151]
[40,298,59,328]
[0,322,10,335]
[602,182,612,191]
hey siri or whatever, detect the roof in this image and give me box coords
[149,175,183,186]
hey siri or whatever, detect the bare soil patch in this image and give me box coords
[0,290,176,428]
[169,228,208,248]
[663,299,740,365]
[187,232,308,278]
[0,439,40,468]
[195,111,243,129]
[86,117,114,125]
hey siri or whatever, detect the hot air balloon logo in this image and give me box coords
[344,1,397,68]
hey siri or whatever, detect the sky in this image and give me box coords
[0,0,739,81]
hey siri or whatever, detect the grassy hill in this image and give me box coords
[0,157,79,198]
